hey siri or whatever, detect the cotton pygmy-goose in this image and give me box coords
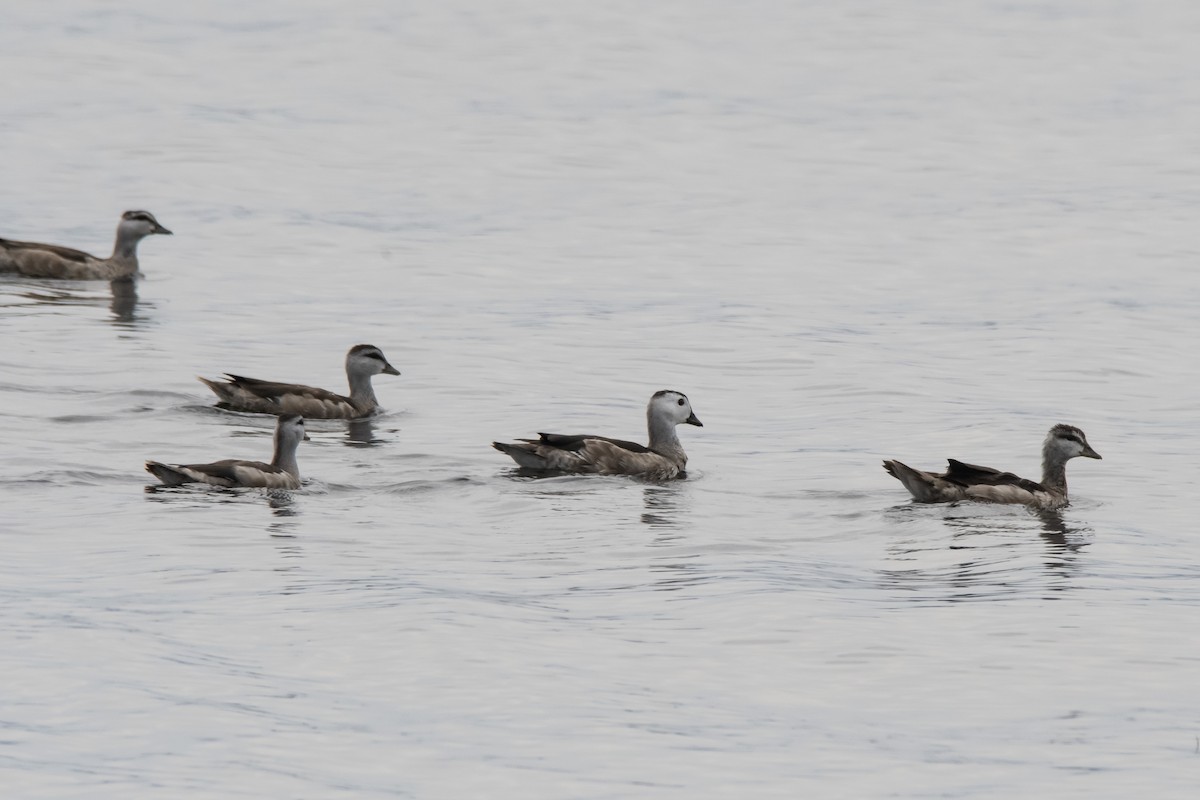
[883,424,1102,510]
[493,390,703,480]
[146,414,308,489]
[0,210,172,281]
[199,344,400,419]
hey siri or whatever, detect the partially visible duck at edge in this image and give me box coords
[199,344,401,420]
[493,390,704,480]
[0,210,173,281]
[146,414,308,489]
[883,423,1102,510]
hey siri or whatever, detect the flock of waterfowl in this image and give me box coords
[1,211,1104,511]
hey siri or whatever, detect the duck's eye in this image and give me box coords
[677,398,685,406]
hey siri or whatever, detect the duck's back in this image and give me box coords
[146,458,299,489]
[884,458,1063,509]
[943,459,1043,492]
[535,432,651,453]
[0,237,105,279]
[201,375,364,419]
[495,433,682,478]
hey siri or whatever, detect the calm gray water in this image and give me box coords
[3,1,1200,797]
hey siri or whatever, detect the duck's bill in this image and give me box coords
[1083,445,1101,459]
[685,412,703,427]
[383,364,401,376]
[154,224,174,235]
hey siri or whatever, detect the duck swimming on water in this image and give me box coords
[146,414,308,489]
[883,424,1102,510]
[199,344,400,419]
[0,210,172,281]
[493,390,703,480]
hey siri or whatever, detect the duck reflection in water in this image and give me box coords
[266,515,301,540]
[641,484,685,529]
[642,486,707,591]
[3,276,150,327]
[343,417,404,448]
[108,278,139,323]
[345,418,380,447]
[144,483,303,524]
[879,505,1091,602]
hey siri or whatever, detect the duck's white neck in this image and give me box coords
[272,433,301,478]
[647,414,686,465]
[110,227,145,265]
[346,369,378,409]
[1040,447,1070,497]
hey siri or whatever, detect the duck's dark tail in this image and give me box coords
[492,441,554,470]
[882,459,942,502]
[146,461,191,487]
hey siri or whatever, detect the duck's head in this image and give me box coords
[649,390,703,427]
[346,344,401,377]
[118,210,173,238]
[276,414,309,446]
[1045,424,1101,461]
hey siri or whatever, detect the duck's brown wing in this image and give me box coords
[945,459,1045,493]
[182,459,270,484]
[494,433,679,477]
[221,375,298,397]
[146,459,242,487]
[0,238,95,263]
[535,432,651,454]
[204,374,359,418]
[222,375,347,404]
[189,459,296,488]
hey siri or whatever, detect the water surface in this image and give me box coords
[3,1,1200,797]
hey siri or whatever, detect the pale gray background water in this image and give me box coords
[2,1,1199,797]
